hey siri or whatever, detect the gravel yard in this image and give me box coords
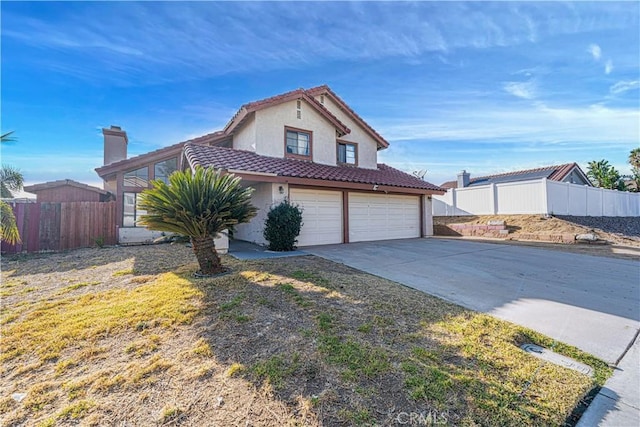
[556,215,640,238]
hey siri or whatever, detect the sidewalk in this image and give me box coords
[577,333,640,426]
[227,240,308,260]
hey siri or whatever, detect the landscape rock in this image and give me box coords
[576,233,598,242]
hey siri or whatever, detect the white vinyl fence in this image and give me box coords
[433,178,640,217]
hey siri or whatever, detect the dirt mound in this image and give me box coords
[433,215,640,247]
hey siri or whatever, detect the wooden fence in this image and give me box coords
[1,201,117,254]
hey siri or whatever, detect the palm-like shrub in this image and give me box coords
[138,167,257,275]
[1,201,21,244]
[1,165,24,198]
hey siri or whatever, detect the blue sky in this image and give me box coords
[2,1,639,193]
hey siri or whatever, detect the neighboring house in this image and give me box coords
[95,85,445,247]
[434,163,639,217]
[440,163,592,189]
[24,179,112,203]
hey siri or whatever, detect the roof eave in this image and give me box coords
[306,86,390,149]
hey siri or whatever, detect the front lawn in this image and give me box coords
[0,244,610,426]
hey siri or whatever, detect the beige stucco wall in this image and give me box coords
[248,100,338,166]
[233,114,257,152]
[234,182,288,245]
[423,196,433,237]
[231,96,380,169]
[314,96,379,169]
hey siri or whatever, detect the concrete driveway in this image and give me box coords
[305,238,639,364]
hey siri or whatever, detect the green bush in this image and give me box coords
[263,200,303,251]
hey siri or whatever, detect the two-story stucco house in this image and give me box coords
[95,85,445,248]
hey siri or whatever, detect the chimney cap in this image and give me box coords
[102,125,128,144]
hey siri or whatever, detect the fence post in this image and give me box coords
[541,178,549,215]
[490,183,498,214]
[450,189,457,216]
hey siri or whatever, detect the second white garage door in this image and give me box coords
[289,188,343,246]
[349,193,420,242]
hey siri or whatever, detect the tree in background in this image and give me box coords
[1,165,24,198]
[586,159,626,191]
[0,131,23,244]
[628,148,640,192]
[138,167,257,275]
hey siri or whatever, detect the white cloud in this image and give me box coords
[378,103,640,145]
[610,80,640,94]
[503,80,537,99]
[605,59,614,74]
[588,43,602,61]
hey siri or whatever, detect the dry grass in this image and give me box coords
[0,244,610,426]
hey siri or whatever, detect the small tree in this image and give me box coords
[628,148,640,192]
[263,199,303,251]
[138,167,257,275]
[587,159,626,190]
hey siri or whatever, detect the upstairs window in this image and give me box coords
[285,128,312,158]
[337,141,357,165]
[154,157,178,184]
[123,166,149,187]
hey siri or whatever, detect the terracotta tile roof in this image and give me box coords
[95,131,228,177]
[24,179,108,195]
[224,88,351,136]
[440,163,589,188]
[306,85,389,149]
[185,144,444,193]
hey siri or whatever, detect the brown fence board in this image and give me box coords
[25,203,41,252]
[2,201,118,254]
[39,203,61,251]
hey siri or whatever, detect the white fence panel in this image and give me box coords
[585,187,603,216]
[567,184,588,215]
[455,185,494,215]
[432,191,454,216]
[433,178,640,217]
[602,191,617,216]
[495,180,545,214]
[547,180,569,215]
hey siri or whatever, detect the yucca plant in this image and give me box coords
[138,166,257,275]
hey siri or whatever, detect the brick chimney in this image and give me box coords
[457,170,470,188]
[102,125,128,166]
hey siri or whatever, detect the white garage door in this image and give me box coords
[289,188,343,246]
[349,193,420,242]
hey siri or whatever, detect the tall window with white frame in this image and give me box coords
[285,128,311,157]
[337,142,356,165]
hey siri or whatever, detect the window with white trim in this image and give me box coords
[337,142,357,165]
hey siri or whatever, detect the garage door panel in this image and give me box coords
[349,193,420,242]
[290,189,342,247]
